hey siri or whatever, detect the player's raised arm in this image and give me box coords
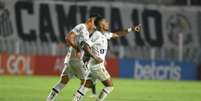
[111,24,141,38]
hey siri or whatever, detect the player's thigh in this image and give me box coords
[60,63,74,79]
[69,60,88,79]
[91,65,111,82]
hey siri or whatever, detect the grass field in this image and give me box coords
[0,76,201,101]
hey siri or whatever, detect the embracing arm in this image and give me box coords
[81,41,103,63]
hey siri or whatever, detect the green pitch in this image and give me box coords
[0,76,201,101]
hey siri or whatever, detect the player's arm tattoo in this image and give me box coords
[112,29,129,38]
[112,25,141,38]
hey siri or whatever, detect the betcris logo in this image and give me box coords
[119,59,196,80]
[134,61,181,80]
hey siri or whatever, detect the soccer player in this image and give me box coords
[74,16,141,101]
[47,14,102,101]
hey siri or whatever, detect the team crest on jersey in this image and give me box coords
[91,35,99,42]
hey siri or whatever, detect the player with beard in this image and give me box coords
[73,16,141,101]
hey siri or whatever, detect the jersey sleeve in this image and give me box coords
[71,24,84,35]
[104,32,113,39]
[72,24,90,45]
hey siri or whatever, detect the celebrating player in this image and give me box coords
[47,14,102,101]
[73,16,141,101]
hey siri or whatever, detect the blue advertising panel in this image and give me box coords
[119,59,196,80]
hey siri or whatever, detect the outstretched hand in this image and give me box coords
[132,24,142,32]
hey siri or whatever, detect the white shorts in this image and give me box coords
[88,63,111,82]
[64,47,73,64]
[61,59,89,79]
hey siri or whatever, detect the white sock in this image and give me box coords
[73,86,89,101]
[96,87,114,101]
[53,83,65,92]
[47,83,65,101]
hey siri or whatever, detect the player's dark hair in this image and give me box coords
[94,16,104,30]
[89,13,101,18]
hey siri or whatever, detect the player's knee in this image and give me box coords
[85,80,93,88]
[60,75,69,84]
[102,79,113,87]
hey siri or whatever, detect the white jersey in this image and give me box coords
[72,24,90,46]
[103,31,113,40]
[64,24,90,63]
[86,31,112,69]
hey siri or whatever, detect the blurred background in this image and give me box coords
[0,0,201,80]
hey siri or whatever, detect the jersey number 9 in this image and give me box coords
[100,49,105,54]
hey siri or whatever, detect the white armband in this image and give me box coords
[127,27,132,32]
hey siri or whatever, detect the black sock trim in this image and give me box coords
[52,88,59,93]
[92,85,96,94]
[102,89,109,94]
[77,90,84,96]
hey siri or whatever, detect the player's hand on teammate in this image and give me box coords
[132,24,141,32]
